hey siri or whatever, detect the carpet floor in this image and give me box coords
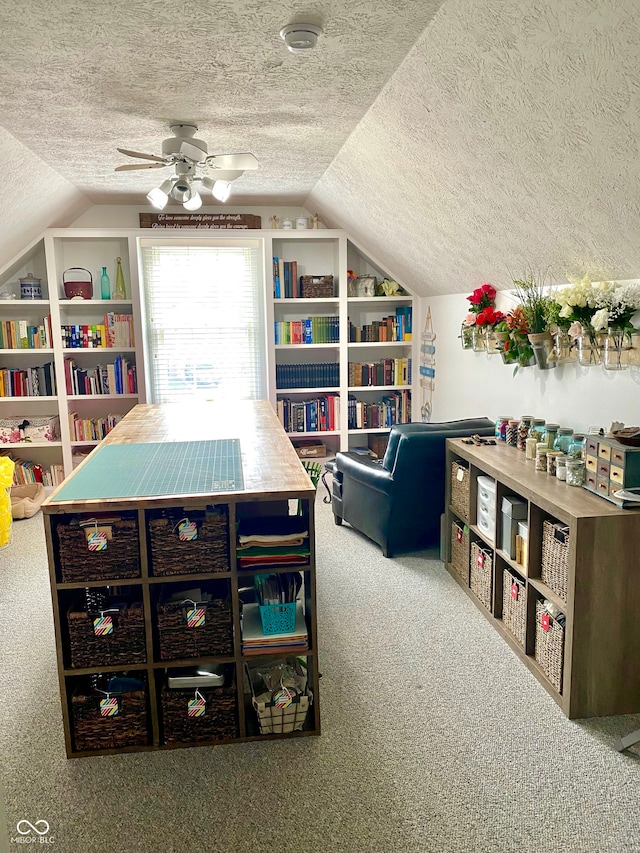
[1,490,639,853]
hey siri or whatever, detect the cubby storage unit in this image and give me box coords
[43,400,320,757]
[444,437,640,719]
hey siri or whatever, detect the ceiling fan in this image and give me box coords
[115,123,259,209]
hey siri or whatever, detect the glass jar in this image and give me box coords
[517,415,534,451]
[495,416,511,442]
[577,333,603,366]
[485,328,504,355]
[535,443,548,472]
[505,419,520,447]
[566,458,585,486]
[544,423,559,450]
[553,428,573,455]
[472,326,486,352]
[555,456,567,481]
[603,329,631,371]
[568,434,585,459]
[626,333,640,367]
[525,437,538,460]
[553,330,576,364]
[528,419,546,443]
[460,324,474,350]
[546,451,562,477]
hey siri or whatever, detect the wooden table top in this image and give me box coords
[43,400,315,512]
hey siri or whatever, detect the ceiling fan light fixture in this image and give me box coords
[146,178,173,210]
[279,23,322,54]
[183,190,202,211]
[211,180,231,202]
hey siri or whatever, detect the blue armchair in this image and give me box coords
[331,418,494,556]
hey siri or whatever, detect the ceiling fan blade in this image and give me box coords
[114,162,168,171]
[117,148,167,164]
[204,169,245,182]
[207,152,259,170]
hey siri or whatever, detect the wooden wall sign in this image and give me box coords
[139,213,262,229]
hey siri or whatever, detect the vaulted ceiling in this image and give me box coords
[1,0,639,295]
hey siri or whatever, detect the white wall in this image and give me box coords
[70,206,328,229]
[424,293,640,433]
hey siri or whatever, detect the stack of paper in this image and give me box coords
[241,601,308,655]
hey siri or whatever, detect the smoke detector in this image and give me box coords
[279,24,322,54]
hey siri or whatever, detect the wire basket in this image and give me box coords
[451,460,470,518]
[502,569,526,647]
[67,602,146,669]
[450,520,469,584]
[148,507,230,576]
[470,541,493,612]
[252,688,312,735]
[56,515,140,583]
[535,600,565,693]
[541,520,569,601]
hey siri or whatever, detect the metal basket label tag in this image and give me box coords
[186,607,206,628]
[541,611,550,632]
[188,691,206,717]
[178,519,198,541]
[87,530,107,551]
[100,696,119,717]
[511,582,519,601]
[273,686,294,709]
[456,525,463,543]
[93,615,113,635]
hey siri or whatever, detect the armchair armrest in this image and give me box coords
[335,452,393,496]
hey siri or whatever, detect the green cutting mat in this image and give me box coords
[53,439,244,501]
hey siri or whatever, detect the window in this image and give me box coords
[140,239,265,403]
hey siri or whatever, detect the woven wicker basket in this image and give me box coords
[161,676,238,744]
[451,460,470,518]
[71,679,149,752]
[57,516,140,583]
[470,541,493,611]
[300,275,334,298]
[68,603,146,669]
[450,520,469,584]
[535,600,565,693]
[156,598,233,660]
[541,520,570,601]
[502,569,526,647]
[148,508,229,576]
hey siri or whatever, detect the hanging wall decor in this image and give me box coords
[420,307,436,422]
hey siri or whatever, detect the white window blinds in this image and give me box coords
[140,240,265,403]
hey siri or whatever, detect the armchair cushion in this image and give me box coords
[333,418,494,556]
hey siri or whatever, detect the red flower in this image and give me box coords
[467,290,483,306]
[476,307,503,327]
[465,283,497,314]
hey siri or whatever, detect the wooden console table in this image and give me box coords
[43,401,320,757]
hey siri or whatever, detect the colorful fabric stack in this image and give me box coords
[236,516,310,569]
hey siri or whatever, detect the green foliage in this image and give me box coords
[512,272,555,334]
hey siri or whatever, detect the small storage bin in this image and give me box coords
[502,569,526,647]
[470,541,493,611]
[500,496,527,559]
[156,595,233,661]
[541,520,570,601]
[259,602,297,634]
[476,475,497,544]
[535,600,565,693]
[67,601,146,668]
[161,674,238,744]
[451,460,470,517]
[252,688,312,734]
[56,515,140,583]
[148,507,230,576]
[450,520,469,584]
[300,275,334,298]
[70,675,149,752]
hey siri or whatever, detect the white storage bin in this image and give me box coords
[477,506,495,542]
[476,475,497,542]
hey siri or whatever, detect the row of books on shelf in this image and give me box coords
[276,393,340,433]
[0,315,53,349]
[61,314,135,349]
[0,451,64,487]
[274,317,339,345]
[275,362,339,389]
[68,411,122,443]
[348,357,412,387]
[0,363,57,397]
[64,357,137,396]
[347,390,411,429]
[272,257,298,299]
[348,307,412,342]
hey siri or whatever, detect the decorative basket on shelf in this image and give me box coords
[300,275,334,298]
[540,520,569,601]
[450,461,470,518]
[470,541,493,612]
[148,507,229,576]
[56,515,140,583]
[450,520,469,584]
[160,676,238,744]
[67,601,146,669]
[156,597,233,660]
[502,569,526,647]
[71,676,149,753]
[534,600,565,693]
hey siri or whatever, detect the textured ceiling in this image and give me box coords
[310,0,640,295]
[0,0,443,205]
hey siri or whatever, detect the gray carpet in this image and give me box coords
[1,489,639,853]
